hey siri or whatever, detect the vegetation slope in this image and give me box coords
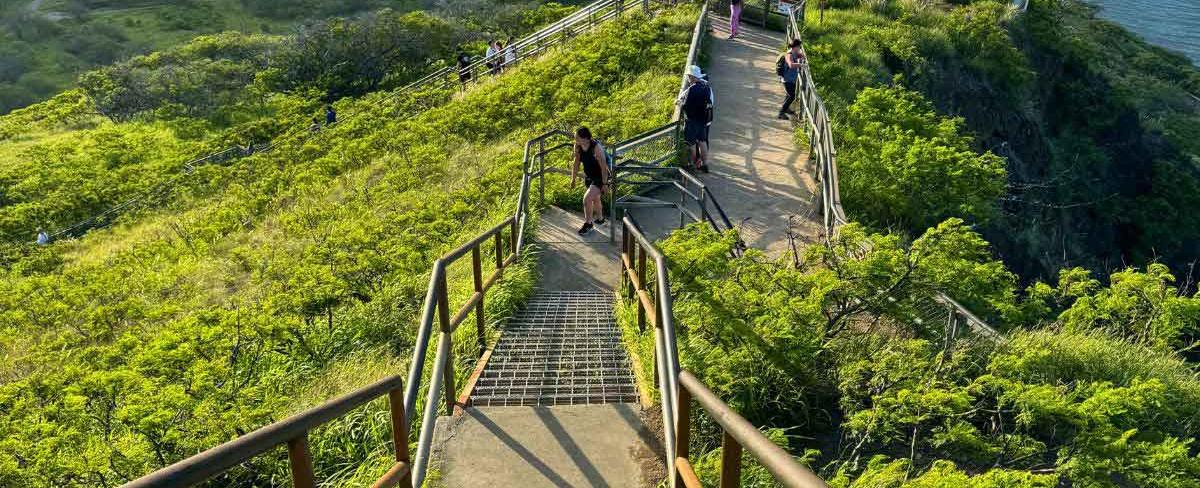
[0,5,694,486]
[615,1,1200,487]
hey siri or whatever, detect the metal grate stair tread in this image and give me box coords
[470,290,637,407]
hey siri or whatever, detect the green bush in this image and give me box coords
[837,84,1007,231]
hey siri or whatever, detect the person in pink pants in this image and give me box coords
[730,0,743,38]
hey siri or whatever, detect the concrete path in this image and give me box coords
[634,16,821,254]
[534,206,621,292]
[431,404,664,487]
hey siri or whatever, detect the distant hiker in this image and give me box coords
[777,39,807,120]
[457,51,472,84]
[571,126,610,235]
[36,228,49,246]
[503,37,517,69]
[729,0,743,38]
[486,40,501,75]
[309,117,322,133]
[676,65,714,172]
[325,105,337,126]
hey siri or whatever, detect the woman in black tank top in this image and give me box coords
[571,126,610,235]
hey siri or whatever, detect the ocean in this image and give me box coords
[1087,0,1200,65]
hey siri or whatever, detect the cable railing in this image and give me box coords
[122,375,410,488]
[42,0,643,244]
[782,6,1002,340]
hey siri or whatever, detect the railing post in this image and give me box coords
[637,249,647,332]
[510,219,518,255]
[719,431,743,488]
[437,276,456,415]
[287,434,317,488]
[494,233,504,271]
[388,389,413,488]
[674,386,692,487]
[472,246,486,354]
[538,140,546,205]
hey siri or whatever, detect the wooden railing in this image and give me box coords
[123,376,410,488]
[620,216,829,488]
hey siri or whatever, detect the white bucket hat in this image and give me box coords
[687,65,704,79]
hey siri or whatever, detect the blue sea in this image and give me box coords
[1088,0,1200,65]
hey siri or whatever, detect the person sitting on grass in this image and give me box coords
[570,126,610,235]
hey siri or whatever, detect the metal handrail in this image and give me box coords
[403,128,580,487]
[620,215,828,487]
[122,376,410,488]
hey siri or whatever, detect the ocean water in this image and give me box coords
[1087,0,1200,65]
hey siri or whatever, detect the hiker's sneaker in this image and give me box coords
[777,113,790,120]
[577,222,593,235]
[699,165,710,173]
[594,218,607,226]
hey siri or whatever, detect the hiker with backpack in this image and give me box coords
[571,126,610,235]
[676,65,715,172]
[457,50,473,85]
[777,39,807,120]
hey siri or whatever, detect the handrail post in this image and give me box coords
[674,385,692,487]
[472,247,487,354]
[510,219,518,255]
[288,434,317,488]
[437,276,456,415]
[637,249,647,332]
[719,431,743,488]
[388,389,413,488]
[494,233,504,271]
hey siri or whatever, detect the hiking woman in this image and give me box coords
[570,126,609,235]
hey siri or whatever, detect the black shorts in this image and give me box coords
[585,177,605,190]
[684,119,709,144]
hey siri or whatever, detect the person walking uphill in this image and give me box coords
[571,126,610,235]
[676,65,714,172]
[777,39,807,120]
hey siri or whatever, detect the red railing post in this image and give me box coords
[287,434,317,488]
[472,246,487,354]
[719,431,743,488]
[388,389,413,488]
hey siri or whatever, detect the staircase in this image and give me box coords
[469,291,638,407]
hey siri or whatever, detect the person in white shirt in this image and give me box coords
[503,37,517,70]
[36,228,49,245]
[485,40,500,75]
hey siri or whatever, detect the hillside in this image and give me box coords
[0,1,578,245]
[0,0,581,113]
[0,5,694,486]
[804,0,1200,282]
